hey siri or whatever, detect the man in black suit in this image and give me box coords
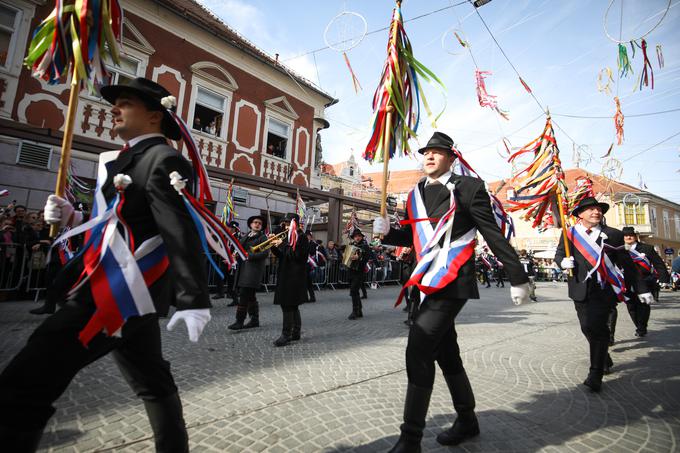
[0,78,211,452]
[347,229,371,320]
[230,215,269,330]
[621,226,669,337]
[555,197,652,393]
[373,132,530,452]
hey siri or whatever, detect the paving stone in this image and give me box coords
[1,284,678,452]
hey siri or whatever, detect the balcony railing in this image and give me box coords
[261,154,292,182]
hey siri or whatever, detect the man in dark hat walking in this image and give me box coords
[270,214,309,346]
[347,228,371,320]
[620,226,669,337]
[373,131,531,452]
[230,215,269,330]
[0,78,212,451]
[555,197,652,393]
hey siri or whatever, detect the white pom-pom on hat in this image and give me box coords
[161,95,176,109]
[113,174,132,190]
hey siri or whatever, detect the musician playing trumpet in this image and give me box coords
[347,229,370,320]
[229,215,268,330]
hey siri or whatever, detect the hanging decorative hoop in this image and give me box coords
[572,144,593,168]
[496,137,513,159]
[601,157,623,181]
[323,11,368,53]
[603,0,671,44]
[441,26,467,56]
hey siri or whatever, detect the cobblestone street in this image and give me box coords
[1,283,679,452]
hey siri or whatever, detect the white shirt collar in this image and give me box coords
[127,133,166,148]
[425,171,452,186]
[576,223,601,239]
[630,242,638,250]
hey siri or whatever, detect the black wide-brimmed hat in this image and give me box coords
[100,77,182,140]
[622,226,637,236]
[248,215,266,229]
[571,196,610,217]
[417,132,457,155]
[350,228,364,238]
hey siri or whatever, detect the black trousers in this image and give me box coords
[349,270,363,304]
[574,298,614,344]
[626,295,651,333]
[0,301,178,430]
[406,297,467,388]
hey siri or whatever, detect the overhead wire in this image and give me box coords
[282,1,469,62]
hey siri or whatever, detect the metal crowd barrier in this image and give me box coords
[0,242,27,294]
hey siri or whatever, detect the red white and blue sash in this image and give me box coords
[54,151,168,345]
[628,247,658,278]
[397,183,476,306]
[569,226,626,302]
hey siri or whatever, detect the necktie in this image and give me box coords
[586,228,592,235]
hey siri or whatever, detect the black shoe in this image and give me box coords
[308,297,316,302]
[212,294,224,300]
[485,285,491,288]
[361,295,367,299]
[274,334,292,347]
[530,296,537,302]
[243,318,259,329]
[604,355,613,375]
[388,437,420,453]
[357,309,363,318]
[348,311,358,320]
[227,301,238,307]
[583,372,602,392]
[228,320,244,330]
[29,304,55,315]
[637,329,647,337]
[436,415,480,446]
[404,319,413,326]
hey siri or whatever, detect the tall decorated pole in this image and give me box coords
[506,114,572,274]
[363,0,443,218]
[24,0,124,236]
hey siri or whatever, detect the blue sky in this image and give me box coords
[198,0,680,202]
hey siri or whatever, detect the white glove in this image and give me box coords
[373,216,390,236]
[560,256,575,270]
[44,194,82,228]
[511,282,531,305]
[167,308,211,342]
[639,293,654,305]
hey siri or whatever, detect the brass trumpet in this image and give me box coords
[250,228,288,253]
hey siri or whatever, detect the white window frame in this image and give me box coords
[0,3,23,74]
[83,46,147,101]
[662,210,670,239]
[675,213,680,237]
[650,206,657,233]
[263,110,293,162]
[187,77,232,141]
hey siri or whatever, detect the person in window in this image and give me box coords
[207,120,216,136]
[193,116,202,131]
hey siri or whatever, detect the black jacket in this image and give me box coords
[554,225,648,302]
[271,229,309,306]
[236,231,268,289]
[632,241,670,285]
[382,174,528,300]
[55,137,210,315]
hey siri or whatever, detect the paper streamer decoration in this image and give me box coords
[614,97,624,145]
[475,69,509,120]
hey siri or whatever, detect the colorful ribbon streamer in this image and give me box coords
[656,44,664,68]
[24,0,123,92]
[506,116,568,230]
[519,76,532,94]
[597,67,614,95]
[363,2,445,163]
[617,43,633,78]
[639,39,654,90]
[614,97,624,145]
[342,52,362,93]
[475,69,509,120]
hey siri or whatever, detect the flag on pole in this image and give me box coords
[221,181,236,225]
[296,189,306,230]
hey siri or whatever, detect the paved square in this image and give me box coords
[1,283,678,452]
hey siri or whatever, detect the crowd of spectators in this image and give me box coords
[1,201,53,301]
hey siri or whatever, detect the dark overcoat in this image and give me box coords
[54,136,210,315]
[235,231,268,289]
[271,229,309,306]
[383,174,528,300]
[555,225,648,302]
